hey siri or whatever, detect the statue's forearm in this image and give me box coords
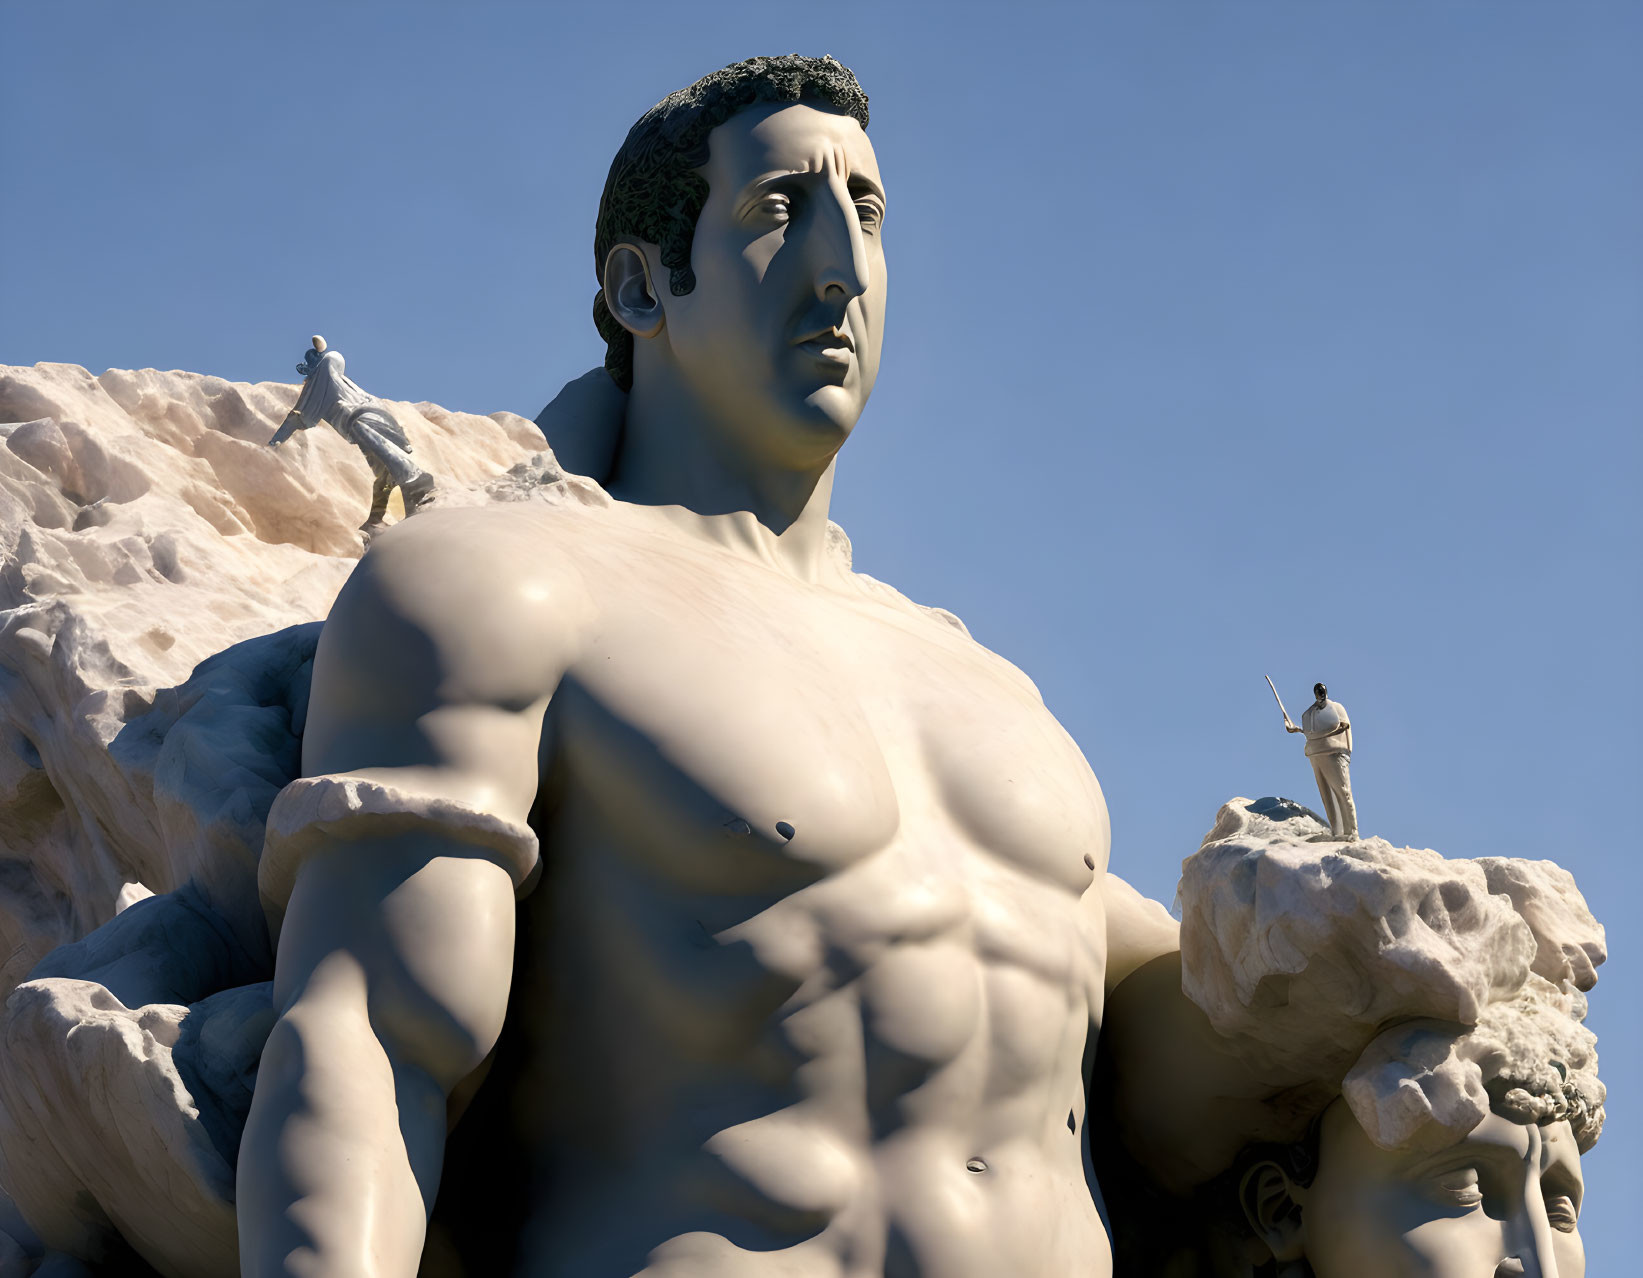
[238,957,443,1276]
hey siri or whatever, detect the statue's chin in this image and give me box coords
[707,386,862,470]
[792,382,869,444]
[768,406,856,469]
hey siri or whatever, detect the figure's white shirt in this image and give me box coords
[1302,699,1352,756]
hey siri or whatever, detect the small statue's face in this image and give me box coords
[656,101,887,468]
[1300,1103,1585,1277]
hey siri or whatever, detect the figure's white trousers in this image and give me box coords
[1310,752,1358,839]
[345,410,432,524]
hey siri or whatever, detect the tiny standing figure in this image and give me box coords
[1266,675,1359,840]
[1286,681,1357,840]
[268,335,436,540]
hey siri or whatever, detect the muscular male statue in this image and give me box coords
[239,56,1178,1277]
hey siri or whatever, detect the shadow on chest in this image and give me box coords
[545,565,1104,897]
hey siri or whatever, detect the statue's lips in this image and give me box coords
[793,327,854,367]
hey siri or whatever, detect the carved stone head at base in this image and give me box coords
[1245,1100,1585,1278]
[1179,804,1606,1278]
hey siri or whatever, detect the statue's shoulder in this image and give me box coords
[324,504,601,688]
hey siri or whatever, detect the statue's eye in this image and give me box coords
[1545,1193,1579,1233]
[855,200,884,231]
[755,194,793,223]
[1424,1167,1483,1208]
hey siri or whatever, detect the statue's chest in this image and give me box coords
[549,555,1106,901]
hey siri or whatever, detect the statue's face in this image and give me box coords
[1300,1102,1585,1277]
[654,101,887,469]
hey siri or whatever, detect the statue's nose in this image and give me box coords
[810,181,870,302]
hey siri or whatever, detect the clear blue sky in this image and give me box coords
[4,0,1638,1264]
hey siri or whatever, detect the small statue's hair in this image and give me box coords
[592,54,870,390]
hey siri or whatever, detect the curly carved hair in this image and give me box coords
[591,54,870,390]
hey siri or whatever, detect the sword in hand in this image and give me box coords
[1265,675,1299,733]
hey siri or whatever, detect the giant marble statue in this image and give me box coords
[238,53,1184,1277]
[0,53,1611,1278]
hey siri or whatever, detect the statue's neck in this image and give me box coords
[608,378,841,584]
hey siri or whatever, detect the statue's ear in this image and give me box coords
[1239,1161,1307,1269]
[602,243,664,340]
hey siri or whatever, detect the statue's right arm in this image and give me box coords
[237,511,586,1277]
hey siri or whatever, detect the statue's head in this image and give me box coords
[1313,682,1328,702]
[1179,816,1606,1278]
[297,336,329,378]
[1239,997,1598,1278]
[593,55,884,469]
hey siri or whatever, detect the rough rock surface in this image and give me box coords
[0,978,269,1277]
[0,363,555,1273]
[1180,796,1606,1152]
[0,362,551,986]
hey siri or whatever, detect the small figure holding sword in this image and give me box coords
[1266,676,1358,840]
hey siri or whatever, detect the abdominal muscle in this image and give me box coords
[518,908,1111,1278]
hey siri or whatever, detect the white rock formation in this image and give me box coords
[1180,796,1606,1153]
[0,362,559,1273]
[0,980,263,1276]
[0,363,553,978]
